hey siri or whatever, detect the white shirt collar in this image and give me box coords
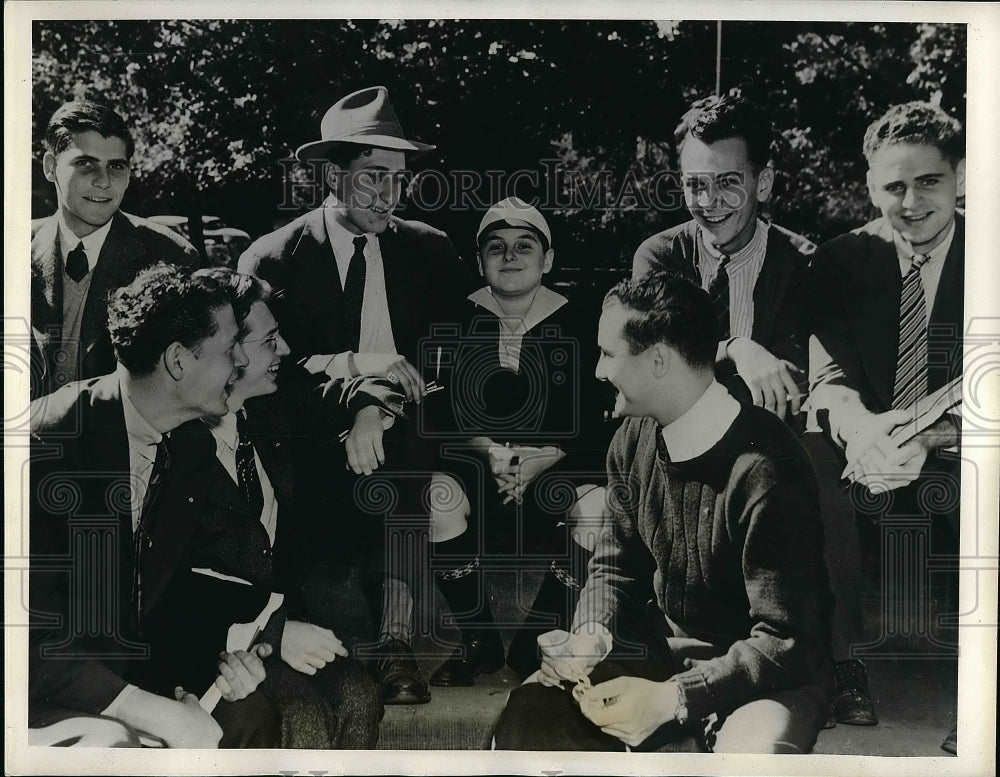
[322,193,374,261]
[58,211,115,271]
[205,411,239,452]
[467,285,568,334]
[119,371,163,451]
[660,380,741,462]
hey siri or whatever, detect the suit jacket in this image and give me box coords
[632,219,814,373]
[30,211,198,401]
[237,210,475,368]
[808,214,965,439]
[27,373,211,719]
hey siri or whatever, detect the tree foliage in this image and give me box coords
[32,19,967,271]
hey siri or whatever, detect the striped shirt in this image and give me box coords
[696,219,769,339]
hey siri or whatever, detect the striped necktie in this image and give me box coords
[707,254,731,340]
[891,253,931,410]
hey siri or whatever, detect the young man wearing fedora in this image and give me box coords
[239,86,475,705]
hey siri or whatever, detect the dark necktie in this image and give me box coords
[707,254,731,340]
[65,242,89,283]
[133,437,170,625]
[892,253,931,410]
[236,410,264,517]
[343,235,368,352]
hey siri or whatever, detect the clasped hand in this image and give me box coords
[577,676,679,747]
[843,409,928,493]
[213,642,271,702]
[489,444,564,505]
[281,620,348,675]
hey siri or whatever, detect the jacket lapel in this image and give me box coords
[30,217,63,362]
[79,375,136,623]
[292,209,350,352]
[379,220,416,359]
[750,231,792,346]
[928,214,965,388]
[141,420,220,614]
[81,213,139,357]
[854,220,903,409]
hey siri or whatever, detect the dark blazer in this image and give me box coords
[632,220,814,373]
[237,210,474,369]
[809,214,965,422]
[27,373,209,720]
[135,412,290,697]
[30,211,198,400]
[135,366,394,696]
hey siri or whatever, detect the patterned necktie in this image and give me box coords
[343,235,368,352]
[707,254,731,340]
[892,253,931,410]
[133,437,170,625]
[236,410,264,517]
[65,242,89,283]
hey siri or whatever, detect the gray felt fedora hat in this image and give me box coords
[295,86,435,162]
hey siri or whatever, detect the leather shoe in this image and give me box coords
[429,632,504,687]
[372,637,430,705]
[831,659,878,726]
[941,726,957,755]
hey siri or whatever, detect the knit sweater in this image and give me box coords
[573,405,833,722]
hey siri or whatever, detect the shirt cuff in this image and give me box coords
[300,353,354,382]
[101,684,140,719]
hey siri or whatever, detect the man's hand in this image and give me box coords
[841,408,920,492]
[726,338,803,420]
[345,405,387,475]
[281,620,348,675]
[496,446,566,505]
[854,435,931,494]
[115,687,223,748]
[537,627,611,688]
[577,677,679,747]
[213,644,271,702]
[353,353,426,403]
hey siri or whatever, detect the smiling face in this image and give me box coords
[43,130,131,238]
[327,147,407,235]
[679,134,773,254]
[866,143,965,253]
[478,227,554,301]
[595,300,656,419]
[180,304,249,418]
[229,301,290,408]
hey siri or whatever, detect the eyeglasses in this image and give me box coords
[240,331,282,351]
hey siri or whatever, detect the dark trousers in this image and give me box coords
[260,656,383,749]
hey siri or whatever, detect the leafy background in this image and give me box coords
[32,19,967,277]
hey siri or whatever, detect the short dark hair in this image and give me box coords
[863,101,965,168]
[603,271,719,370]
[44,100,135,159]
[193,267,273,325]
[108,263,231,376]
[674,91,772,170]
